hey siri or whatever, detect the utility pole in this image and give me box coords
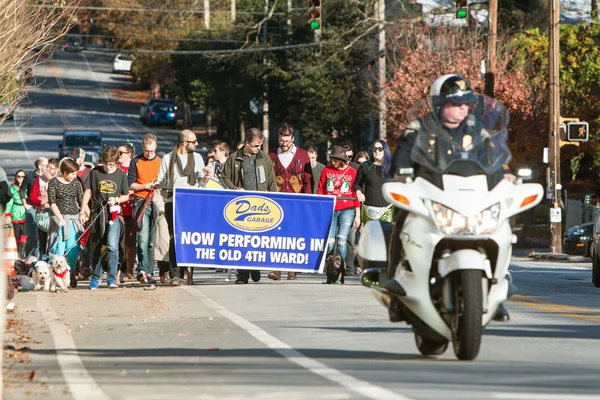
[204,0,210,29]
[231,0,236,22]
[287,0,292,42]
[262,0,270,151]
[377,0,386,139]
[484,0,497,97]
[549,0,562,253]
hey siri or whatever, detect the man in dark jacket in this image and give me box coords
[221,128,277,284]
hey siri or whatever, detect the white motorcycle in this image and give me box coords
[358,95,543,360]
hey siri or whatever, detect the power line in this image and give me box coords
[85,41,337,55]
[69,33,246,43]
[32,4,287,16]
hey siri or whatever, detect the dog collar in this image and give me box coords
[53,268,68,279]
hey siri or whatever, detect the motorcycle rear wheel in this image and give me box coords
[414,331,448,356]
[450,269,483,360]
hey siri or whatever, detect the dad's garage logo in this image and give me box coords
[224,196,284,232]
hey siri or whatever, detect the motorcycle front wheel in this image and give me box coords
[450,269,483,360]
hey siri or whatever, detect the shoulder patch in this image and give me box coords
[407,120,421,130]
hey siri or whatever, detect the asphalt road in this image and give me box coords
[3,52,600,400]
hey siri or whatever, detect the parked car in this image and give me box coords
[112,54,132,73]
[563,223,593,256]
[139,98,177,124]
[146,103,178,127]
[0,103,13,120]
[584,194,600,287]
[58,130,104,164]
[63,35,85,52]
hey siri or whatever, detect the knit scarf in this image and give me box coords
[168,147,196,187]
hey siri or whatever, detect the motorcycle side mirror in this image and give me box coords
[394,167,414,182]
[516,168,532,181]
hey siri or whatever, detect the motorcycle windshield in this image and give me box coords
[407,94,511,176]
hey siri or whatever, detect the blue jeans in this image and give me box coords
[326,208,355,264]
[92,219,121,281]
[136,201,155,275]
[51,221,80,271]
[25,208,39,258]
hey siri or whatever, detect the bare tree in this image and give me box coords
[0,0,78,125]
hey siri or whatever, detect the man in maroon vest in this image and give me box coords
[267,124,313,281]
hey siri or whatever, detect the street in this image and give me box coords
[3,52,600,400]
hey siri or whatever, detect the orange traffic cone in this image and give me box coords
[3,224,18,277]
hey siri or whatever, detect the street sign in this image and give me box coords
[550,207,561,223]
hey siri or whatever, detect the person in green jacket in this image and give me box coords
[4,170,30,259]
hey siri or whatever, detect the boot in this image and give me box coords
[287,272,297,280]
[493,303,510,322]
[125,247,136,279]
[268,271,281,280]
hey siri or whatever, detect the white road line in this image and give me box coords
[36,294,111,400]
[81,53,111,106]
[493,393,600,400]
[108,114,139,142]
[182,286,413,400]
[12,116,32,164]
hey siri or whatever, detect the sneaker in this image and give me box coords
[89,278,100,290]
[107,279,119,289]
[146,276,157,284]
[136,272,148,284]
[170,277,181,286]
[235,278,248,284]
[250,270,261,282]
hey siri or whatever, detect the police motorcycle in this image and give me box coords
[357,90,543,361]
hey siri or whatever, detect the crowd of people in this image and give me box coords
[0,126,394,289]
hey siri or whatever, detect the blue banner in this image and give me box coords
[173,188,335,273]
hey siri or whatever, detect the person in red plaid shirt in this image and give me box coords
[117,142,136,283]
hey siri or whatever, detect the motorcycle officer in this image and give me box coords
[390,74,514,322]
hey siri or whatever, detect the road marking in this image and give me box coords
[493,392,600,399]
[183,286,412,400]
[12,116,32,164]
[81,53,111,106]
[108,114,139,142]
[511,295,600,323]
[50,58,68,96]
[36,294,111,400]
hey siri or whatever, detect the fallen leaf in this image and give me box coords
[27,370,36,382]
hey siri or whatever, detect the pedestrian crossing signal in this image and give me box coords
[567,122,589,142]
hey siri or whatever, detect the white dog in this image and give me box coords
[32,260,51,292]
[50,254,70,293]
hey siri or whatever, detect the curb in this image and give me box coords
[527,253,591,263]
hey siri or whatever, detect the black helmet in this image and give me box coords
[430,74,478,107]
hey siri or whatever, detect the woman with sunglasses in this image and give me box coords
[353,140,393,255]
[3,170,30,258]
[317,145,361,277]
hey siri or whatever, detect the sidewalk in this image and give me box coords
[512,248,591,263]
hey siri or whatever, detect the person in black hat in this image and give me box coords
[316,145,361,282]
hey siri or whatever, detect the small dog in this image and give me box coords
[325,254,345,284]
[12,275,35,291]
[32,260,51,291]
[49,254,70,293]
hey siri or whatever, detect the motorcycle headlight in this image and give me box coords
[431,202,500,235]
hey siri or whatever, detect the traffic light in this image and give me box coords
[567,122,589,142]
[455,0,468,18]
[309,0,322,30]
